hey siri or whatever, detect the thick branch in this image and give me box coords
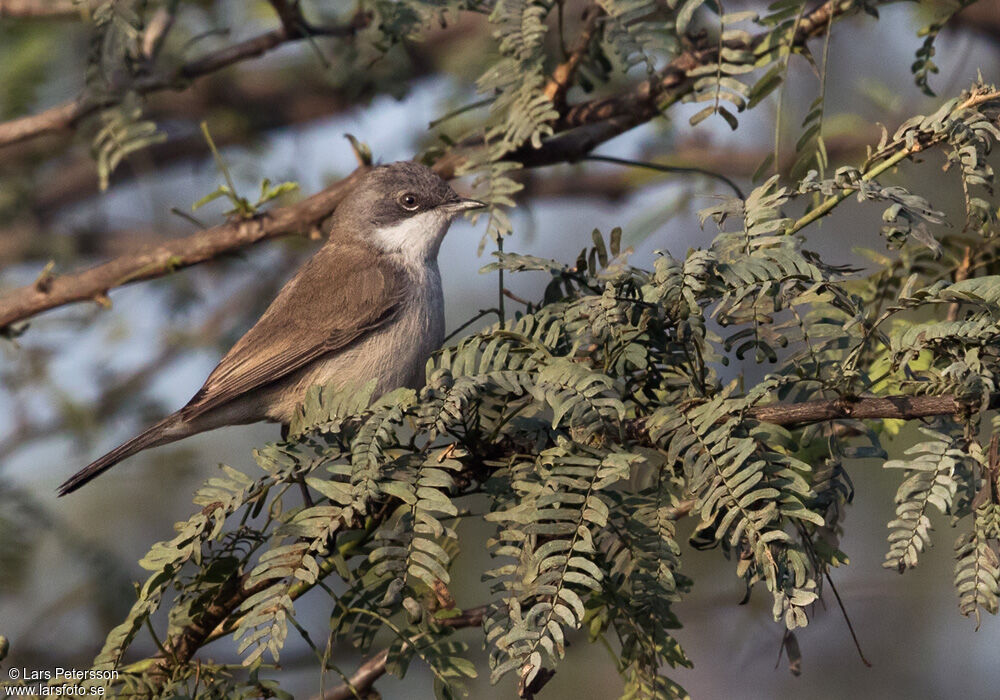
[0,12,367,149]
[744,392,999,427]
[319,606,488,700]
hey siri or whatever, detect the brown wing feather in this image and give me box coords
[182,242,405,417]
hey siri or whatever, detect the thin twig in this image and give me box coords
[502,288,531,306]
[664,498,697,520]
[584,153,745,198]
[790,87,1000,235]
[543,4,605,109]
[443,308,503,343]
[141,4,177,61]
[824,568,872,667]
[947,245,973,321]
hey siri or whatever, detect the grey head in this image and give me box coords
[330,161,483,262]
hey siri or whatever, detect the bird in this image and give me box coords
[58,161,483,495]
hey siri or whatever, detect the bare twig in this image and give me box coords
[141,5,177,62]
[502,288,532,306]
[176,13,365,79]
[543,4,604,108]
[584,152,744,198]
[823,568,872,667]
[664,498,697,520]
[0,0,96,18]
[443,308,503,342]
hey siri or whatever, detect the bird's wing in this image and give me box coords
[183,243,405,417]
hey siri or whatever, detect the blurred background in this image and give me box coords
[1,1,1000,697]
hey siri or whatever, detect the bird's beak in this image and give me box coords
[442,198,486,215]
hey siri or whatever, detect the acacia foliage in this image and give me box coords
[26,81,997,699]
[3,0,1000,699]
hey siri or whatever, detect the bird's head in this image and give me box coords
[330,161,484,262]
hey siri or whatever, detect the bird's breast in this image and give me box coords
[263,264,445,422]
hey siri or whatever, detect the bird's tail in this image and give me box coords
[58,414,185,496]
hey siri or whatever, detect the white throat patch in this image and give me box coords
[372,209,451,263]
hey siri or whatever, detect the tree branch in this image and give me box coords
[154,571,273,675]
[176,12,365,79]
[0,169,369,332]
[743,392,999,427]
[318,606,488,700]
[29,1,995,687]
[0,0,96,19]
[0,11,369,149]
[0,100,82,149]
[558,0,852,131]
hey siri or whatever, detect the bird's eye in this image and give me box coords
[399,193,419,211]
